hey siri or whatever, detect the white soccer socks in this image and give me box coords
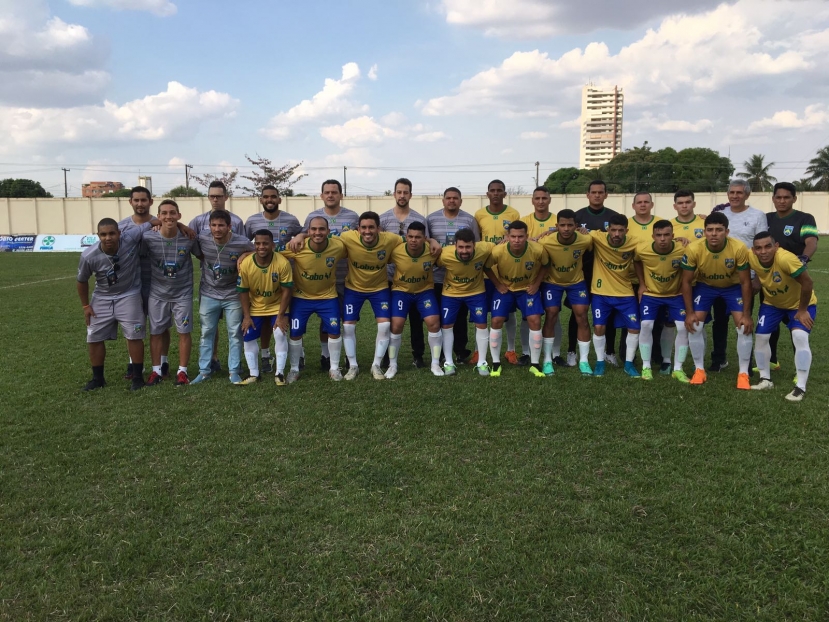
[273,326,288,375]
[736,325,752,375]
[343,323,358,367]
[489,328,503,364]
[373,322,391,367]
[388,332,403,367]
[625,332,639,364]
[428,331,442,363]
[442,328,455,367]
[689,322,706,369]
[529,329,542,364]
[674,323,689,371]
[592,333,607,362]
[244,340,260,377]
[288,338,303,373]
[542,337,554,364]
[754,332,772,380]
[639,320,655,369]
[792,329,812,391]
[328,336,343,370]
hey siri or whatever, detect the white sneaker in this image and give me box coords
[785,387,805,402]
[286,370,300,384]
[606,353,619,367]
[370,364,385,380]
[384,365,398,379]
[566,352,577,367]
[344,365,360,381]
[750,379,774,390]
[329,368,343,381]
[431,364,445,377]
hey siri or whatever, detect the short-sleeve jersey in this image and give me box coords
[301,207,360,285]
[379,208,430,281]
[426,209,480,284]
[78,222,151,301]
[541,232,594,285]
[766,211,819,256]
[626,216,657,246]
[674,215,706,240]
[340,230,403,293]
[589,231,639,296]
[437,242,495,297]
[390,244,435,293]
[635,241,685,297]
[141,230,200,300]
[475,205,521,244]
[280,237,347,300]
[236,253,293,316]
[118,216,152,289]
[681,237,750,288]
[573,206,620,233]
[486,242,549,292]
[520,212,557,239]
[188,210,245,236]
[749,249,817,310]
[244,211,302,250]
[720,206,767,250]
[197,232,255,300]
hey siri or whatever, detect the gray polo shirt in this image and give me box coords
[302,207,361,285]
[425,209,480,284]
[197,232,254,300]
[78,222,151,301]
[379,208,430,281]
[189,210,245,236]
[244,211,302,250]
[118,216,153,293]
[141,230,201,301]
[720,205,767,249]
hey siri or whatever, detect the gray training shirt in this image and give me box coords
[244,211,302,250]
[118,216,152,294]
[425,209,480,284]
[302,207,360,285]
[78,222,152,301]
[188,210,245,236]
[141,230,201,300]
[197,231,254,300]
[379,208,430,281]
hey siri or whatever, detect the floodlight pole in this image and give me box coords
[62,168,70,198]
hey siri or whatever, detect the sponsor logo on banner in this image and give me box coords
[0,235,36,252]
[34,234,99,252]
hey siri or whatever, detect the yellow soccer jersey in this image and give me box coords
[340,230,402,292]
[475,205,521,244]
[520,212,557,239]
[681,237,749,288]
[486,242,550,292]
[237,253,293,315]
[280,237,347,300]
[626,216,657,246]
[635,241,686,297]
[437,241,495,297]
[541,232,593,286]
[390,244,435,293]
[590,231,639,296]
[674,215,706,240]
[749,248,817,310]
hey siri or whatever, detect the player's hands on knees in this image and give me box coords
[638,285,648,301]
[495,282,509,295]
[241,316,254,333]
[275,315,290,334]
[794,310,814,330]
[684,314,699,333]
[737,314,754,335]
[83,306,95,326]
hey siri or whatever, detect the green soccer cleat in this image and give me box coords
[489,363,502,378]
[671,370,690,384]
[624,362,641,378]
[476,363,490,377]
[753,362,781,373]
[578,361,593,376]
[641,368,653,381]
[541,361,554,376]
[594,361,606,377]
[443,363,457,376]
[529,364,546,378]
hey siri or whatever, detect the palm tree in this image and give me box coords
[793,178,814,192]
[805,146,829,191]
[737,154,777,191]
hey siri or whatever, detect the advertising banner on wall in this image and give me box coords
[0,235,37,252]
[34,235,99,252]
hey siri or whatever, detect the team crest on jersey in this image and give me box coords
[423,261,432,271]
[525,261,535,270]
[279,227,288,238]
[474,261,483,271]
[341,224,352,232]
[177,248,187,257]
[579,291,587,298]
[681,254,688,264]
[473,307,484,317]
[236,276,242,286]
[133,324,143,333]
[621,252,632,261]
[573,250,582,259]
[628,314,637,322]
[724,258,735,269]
[424,300,433,309]
[325,257,335,268]
[181,316,190,327]
[329,317,339,327]
[377,250,386,260]
[680,309,686,317]
[380,301,389,310]
[772,271,782,283]
[737,297,744,306]
[527,299,534,307]
[271,272,279,283]
[694,228,704,238]
[603,221,609,230]
[229,252,239,262]
[671,259,681,269]
[503,220,512,229]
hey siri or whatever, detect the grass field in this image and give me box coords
[1,250,828,620]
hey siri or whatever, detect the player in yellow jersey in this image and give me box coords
[633,220,690,382]
[280,216,348,381]
[484,221,550,378]
[589,214,642,378]
[626,192,657,246]
[673,190,706,240]
[540,209,594,376]
[474,179,525,365]
[437,230,495,376]
[387,222,444,378]
[749,232,817,401]
[680,212,753,389]
[236,230,293,385]
[521,186,558,238]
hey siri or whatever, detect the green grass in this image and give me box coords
[1,250,828,620]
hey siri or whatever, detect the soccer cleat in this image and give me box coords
[229,372,243,384]
[160,362,170,378]
[552,356,567,367]
[566,352,577,367]
[594,361,606,377]
[83,378,106,391]
[659,362,671,375]
[752,362,781,373]
[624,362,641,378]
[190,373,210,385]
[671,370,690,384]
[477,363,491,377]
[431,364,445,377]
[579,361,593,376]
[129,376,145,391]
[329,368,343,382]
[443,363,457,376]
[785,387,805,402]
[641,368,653,381]
[371,364,385,380]
[299,357,305,371]
[274,373,286,386]
[468,351,479,366]
[175,371,189,386]
[529,364,546,378]
[146,371,162,386]
[123,364,134,380]
[517,354,531,366]
[605,353,619,367]
[489,363,502,377]
[504,350,519,365]
[260,358,273,374]
[286,370,300,384]
[412,356,426,369]
[751,378,774,390]
[320,356,330,371]
[384,365,398,379]
[736,373,750,390]
[235,375,259,385]
[707,360,728,372]
[542,361,555,376]
[210,359,222,374]
[690,368,707,385]
[344,365,360,381]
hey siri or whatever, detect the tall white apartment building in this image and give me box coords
[579,84,624,169]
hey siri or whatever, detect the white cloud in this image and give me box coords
[559,117,580,129]
[520,131,548,139]
[368,64,378,80]
[67,0,177,16]
[747,104,829,132]
[167,156,185,167]
[630,113,714,133]
[0,81,239,147]
[501,148,514,155]
[320,116,403,147]
[320,148,380,178]
[414,131,448,142]
[381,111,406,126]
[261,62,368,139]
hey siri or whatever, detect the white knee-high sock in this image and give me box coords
[689,322,706,369]
[428,331,442,363]
[592,334,606,362]
[388,332,402,367]
[552,318,562,358]
[661,325,676,363]
[543,337,554,364]
[529,329,542,364]
[343,323,358,367]
[736,326,752,374]
[489,328,503,363]
[578,340,591,363]
[476,328,489,366]
[273,327,288,374]
[792,329,811,391]
[373,322,391,367]
[328,336,342,370]
[442,328,455,366]
[625,332,639,363]
[244,340,259,376]
[639,320,655,369]
[521,319,530,356]
[674,323,689,371]
[288,338,303,372]
[754,332,772,379]
[505,313,517,351]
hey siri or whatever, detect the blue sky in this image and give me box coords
[2,0,829,196]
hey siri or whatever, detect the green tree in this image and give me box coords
[238,153,306,196]
[543,167,594,194]
[0,178,54,198]
[165,186,205,198]
[191,170,239,196]
[101,188,133,198]
[737,154,777,191]
[805,145,829,191]
[793,178,814,192]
